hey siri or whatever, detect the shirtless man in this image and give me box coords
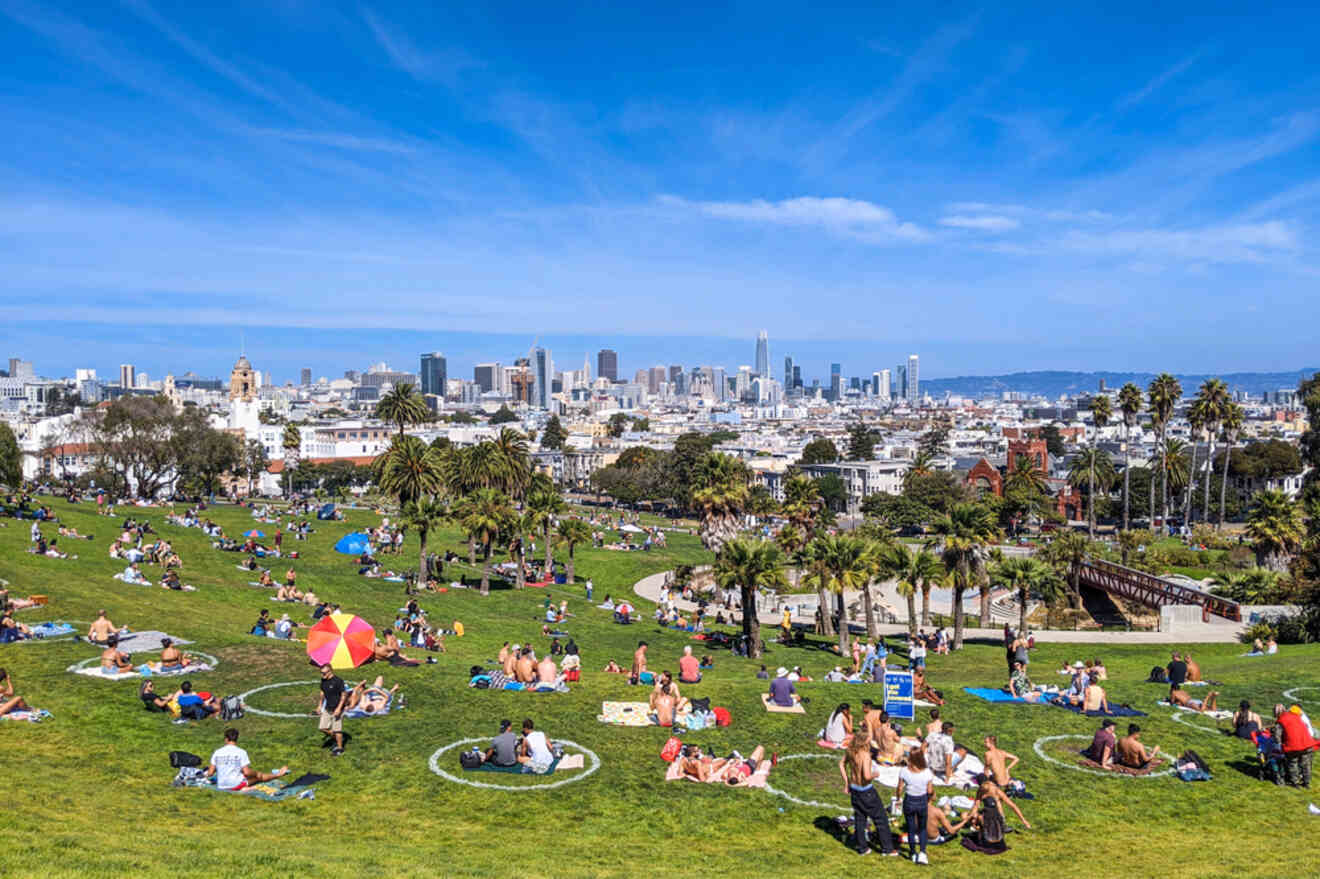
[913,668,944,706]
[900,800,970,847]
[632,641,648,680]
[982,735,1019,786]
[100,635,133,674]
[1116,724,1160,769]
[875,710,905,764]
[925,707,943,739]
[502,645,520,678]
[652,670,682,704]
[87,610,117,645]
[535,653,558,686]
[651,683,676,726]
[515,648,536,684]
[1184,653,1202,683]
[1082,677,1110,713]
[498,642,511,668]
[1170,687,1220,713]
[860,701,886,755]
[346,676,398,714]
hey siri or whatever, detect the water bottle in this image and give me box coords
[891,795,900,816]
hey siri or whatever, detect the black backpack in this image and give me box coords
[691,697,712,714]
[219,695,244,720]
[169,750,202,768]
[1148,666,1169,683]
[459,750,484,770]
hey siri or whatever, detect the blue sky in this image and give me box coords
[3,1,1319,383]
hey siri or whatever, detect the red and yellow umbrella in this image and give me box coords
[306,613,375,669]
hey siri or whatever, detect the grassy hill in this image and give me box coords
[0,499,1315,878]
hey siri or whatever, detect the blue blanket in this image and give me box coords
[1047,697,1147,717]
[29,622,75,639]
[963,687,1032,704]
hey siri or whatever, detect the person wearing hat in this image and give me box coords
[274,613,298,641]
[824,665,847,683]
[1083,719,1118,767]
[768,667,799,707]
[1272,704,1319,788]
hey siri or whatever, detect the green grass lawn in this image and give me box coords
[1,499,1316,878]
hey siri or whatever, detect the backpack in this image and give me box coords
[690,697,711,714]
[1147,666,1168,683]
[459,749,484,770]
[564,668,580,682]
[1176,749,1212,781]
[219,695,244,721]
[660,736,683,763]
[686,711,706,731]
[713,706,731,727]
[169,750,202,768]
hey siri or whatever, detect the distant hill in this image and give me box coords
[922,369,1320,399]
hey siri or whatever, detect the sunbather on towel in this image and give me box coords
[1116,724,1161,769]
[154,638,192,672]
[101,635,134,674]
[0,668,31,716]
[0,613,32,641]
[207,728,289,791]
[913,668,944,706]
[1170,687,1220,713]
[346,676,397,715]
[87,610,118,645]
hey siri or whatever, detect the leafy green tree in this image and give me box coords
[847,422,876,461]
[554,518,593,583]
[994,557,1063,634]
[918,424,950,458]
[461,488,516,595]
[814,473,847,513]
[1039,424,1066,458]
[0,422,21,489]
[1041,531,1094,609]
[281,424,301,498]
[746,484,778,518]
[713,538,787,659]
[860,492,933,532]
[489,405,519,425]
[1246,489,1304,572]
[692,453,750,553]
[1209,568,1285,604]
[1117,382,1144,530]
[402,497,448,582]
[375,383,428,437]
[242,439,268,497]
[799,437,839,465]
[902,470,969,515]
[607,412,631,437]
[1004,455,1049,497]
[173,413,241,498]
[630,417,651,433]
[928,502,999,647]
[667,432,716,509]
[540,415,568,450]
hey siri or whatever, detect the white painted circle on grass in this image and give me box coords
[763,753,850,813]
[1033,734,1174,778]
[236,680,319,718]
[66,651,219,673]
[428,738,601,791]
[1171,710,1223,735]
[1282,686,1320,705]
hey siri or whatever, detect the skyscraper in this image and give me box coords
[473,363,500,394]
[419,353,447,397]
[532,347,553,409]
[906,354,920,404]
[792,365,801,389]
[783,356,793,390]
[597,349,618,382]
[877,368,891,400]
[119,363,136,389]
[754,330,769,377]
[895,364,906,401]
[711,366,728,402]
[300,368,312,386]
[830,362,842,401]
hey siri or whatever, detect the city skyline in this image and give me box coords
[3,4,1319,367]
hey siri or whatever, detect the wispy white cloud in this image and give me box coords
[241,127,418,155]
[939,214,1020,231]
[660,195,929,242]
[362,7,480,85]
[1116,51,1204,110]
[1059,220,1298,265]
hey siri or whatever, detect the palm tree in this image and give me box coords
[375,383,428,437]
[460,488,515,595]
[692,453,750,554]
[490,428,532,498]
[902,450,935,492]
[1041,531,1093,610]
[527,488,566,568]
[994,556,1061,635]
[1117,529,1146,567]
[281,424,301,499]
[1209,568,1281,604]
[1067,448,1115,538]
[507,510,539,589]
[883,543,943,633]
[1246,489,1305,572]
[554,518,593,583]
[401,497,448,582]
[712,538,787,659]
[1087,396,1112,537]
[1218,402,1245,529]
[1117,382,1144,530]
[1185,399,1207,526]
[782,475,823,532]
[812,534,876,654]
[1195,379,1230,525]
[1147,439,1189,531]
[775,523,808,589]
[928,502,999,648]
[800,538,835,636]
[373,435,442,506]
[859,537,892,639]
[1004,455,1049,497]
[1147,373,1182,531]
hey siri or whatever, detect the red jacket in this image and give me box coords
[1276,711,1320,753]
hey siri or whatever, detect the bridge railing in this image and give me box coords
[1079,558,1241,621]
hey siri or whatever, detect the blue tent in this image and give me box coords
[334,532,371,555]
[317,503,336,520]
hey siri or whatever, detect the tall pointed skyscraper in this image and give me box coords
[755,330,769,377]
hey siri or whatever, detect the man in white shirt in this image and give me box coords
[517,718,556,774]
[924,721,955,781]
[207,728,289,791]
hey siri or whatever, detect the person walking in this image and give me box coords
[839,734,897,856]
[317,663,347,756]
[896,750,935,865]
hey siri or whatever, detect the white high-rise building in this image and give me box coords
[877,368,891,401]
[754,330,769,377]
[906,355,919,404]
[119,364,136,389]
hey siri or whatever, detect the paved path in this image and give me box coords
[632,571,1246,644]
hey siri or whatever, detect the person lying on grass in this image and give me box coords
[0,668,31,716]
[100,635,134,674]
[681,744,772,785]
[0,612,32,641]
[1170,687,1220,713]
[1116,724,1160,769]
[603,659,625,673]
[207,728,289,791]
[346,676,398,714]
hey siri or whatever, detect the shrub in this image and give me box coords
[1238,620,1275,645]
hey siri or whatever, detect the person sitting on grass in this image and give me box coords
[0,668,31,717]
[961,774,1031,852]
[1082,719,1118,767]
[1116,724,1160,769]
[206,728,289,791]
[1185,653,1202,683]
[483,719,518,767]
[650,682,676,726]
[913,667,944,706]
[1008,661,1042,702]
[276,583,303,602]
[603,659,624,673]
[1091,658,1108,681]
[1170,687,1220,713]
[139,679,170,712]
[512,648,535,683]
[120,562,149,585]
[171,681,217,720]
[273,614,300,641]
[768,667,799,707]
[824,703,853,746]
[652,670,682,702]
[898,798,970,848]
[1083,675,1110,713]
[1233,701,1264,740]
[100,635,134,674]
[535,653,559,688]
[678,645,702,684]
[516,718,556,774]
[346,676,398,714]
[156,638,191,672]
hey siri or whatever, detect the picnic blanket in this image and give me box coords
[664,757,772,788]
[18,622,75,640]
[596,700,691,727]
[464,754,582,775]
[761,693,807,714]
[1048,698,1147,717]
[1078,754,1168,776]
[173,769,326,800]
[963,687,1034,704]
[111,573,152,585]
[1157,700,1232,720]
[73,661,214,680]
[95,630,194,651]
[0,708,51,722]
